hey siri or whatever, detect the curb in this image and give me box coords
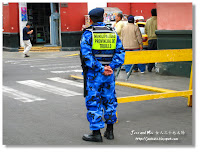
[62,53,79,57]
[69,75,187,96]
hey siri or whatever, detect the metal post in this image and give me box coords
[116,112,118,123]
[115,65,122,79]
[45,3,59,47]
[188,64,192,107]
[126,64,134,81]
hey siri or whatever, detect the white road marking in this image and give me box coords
[4,61,19,63]
[5,59,46,63]
[3,86,45,102]
[40,65,80,70]
[5,59,47,65]
[17,80,81,97]
[30,63,67,68]
[47,77,83,88]
[50,70,82,74]
[19,64,31,65]
[24,59,46,61]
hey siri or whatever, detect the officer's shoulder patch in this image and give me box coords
[105,25,115,31]
[83,26,93,32]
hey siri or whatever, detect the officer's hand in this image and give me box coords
[106,66,112,70]
[103,66,113,76]
[104,65,112,71]
[106,66,113,75]
[103,70,113,76]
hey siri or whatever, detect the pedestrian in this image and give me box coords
[145,8,157,72]
[23,23,33,57]
[121,15,145,74]
[113,13,126,71]
[80,8,125,142]
[114,13,125,40]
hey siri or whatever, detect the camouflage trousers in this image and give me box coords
[85,72,118,130]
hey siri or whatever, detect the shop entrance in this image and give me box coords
[26,3,60,46]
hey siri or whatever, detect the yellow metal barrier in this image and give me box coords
[188,65,193,106]
[115,49,193,80]
[118,90,192,103]
[70,49,192,123]
[124,49,192,64]
[122,49,192,107]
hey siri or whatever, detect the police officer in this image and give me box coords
[80,8,125,142]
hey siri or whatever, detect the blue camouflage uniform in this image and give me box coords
[80,22,125,131]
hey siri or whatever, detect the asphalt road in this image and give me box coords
[3,52,192,146]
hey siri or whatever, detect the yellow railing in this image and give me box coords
[119,49,192,107]
[123,49,192,64]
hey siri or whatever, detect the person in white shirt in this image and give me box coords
[114,13,125,40]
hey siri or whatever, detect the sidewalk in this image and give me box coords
[112,69,192,145]
[115,69,190,91]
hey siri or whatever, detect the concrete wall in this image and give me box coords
[3,3,20,51]
[60,3,87,32]
[130,3,156,20]
[3,3,19,33]
[156,3,192,77]
[107,3,156,20]
[60,3,87,50]
[157,3,192,30]
[107,3,131,15]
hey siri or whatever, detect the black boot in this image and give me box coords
[104,124,114,140]
[82,130,103,142]
[24,54,30,58]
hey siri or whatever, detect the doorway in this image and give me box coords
[26,3,60,46]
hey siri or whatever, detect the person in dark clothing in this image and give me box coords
[23,23,33,57]
[145,8,157,72]
[80,8,125,142]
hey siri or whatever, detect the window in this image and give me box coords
[138,24,145,27]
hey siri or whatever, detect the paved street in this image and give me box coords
[3,51,192,145]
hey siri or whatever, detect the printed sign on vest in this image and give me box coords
[92,33,117,50]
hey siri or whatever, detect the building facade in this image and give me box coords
[156,3,192,77]
[3,2,88,51]
[2,2,157,51]
[2,2,192,77]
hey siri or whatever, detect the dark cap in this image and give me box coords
[89,8,104,18]
[26,22,31,26]
[151,8,157,16]
[128,16,134,23]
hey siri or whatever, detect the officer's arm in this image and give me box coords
[80,31,105,73]
[109,35,125,69]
